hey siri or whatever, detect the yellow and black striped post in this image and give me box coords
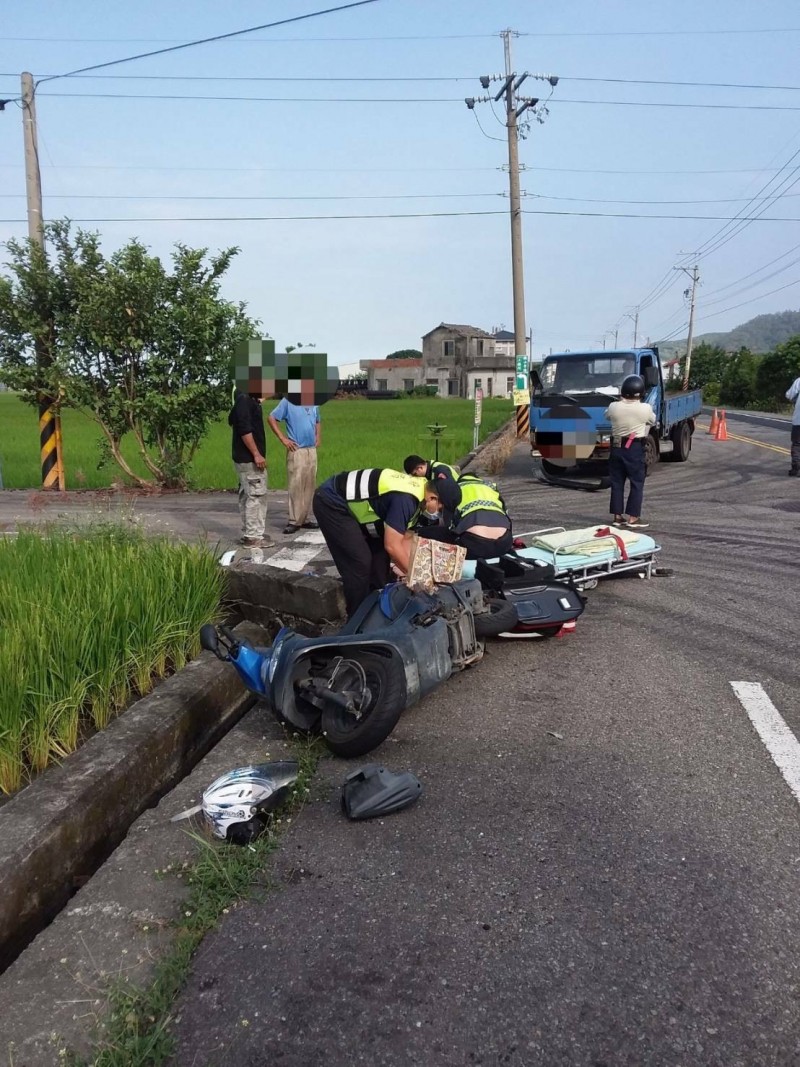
[515,404,530,439]
[39,399,65,490]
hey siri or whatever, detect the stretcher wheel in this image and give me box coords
[580,578,598,591]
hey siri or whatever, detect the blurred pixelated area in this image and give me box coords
[234,339,339,405]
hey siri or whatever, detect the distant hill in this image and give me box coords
[658,309,800,357]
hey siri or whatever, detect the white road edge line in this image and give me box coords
[730,681,800,806]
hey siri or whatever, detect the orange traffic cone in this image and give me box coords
[707,408,720,435]
[714,410,728,441]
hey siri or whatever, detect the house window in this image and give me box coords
[443,340,455,357]
[477,339,484,356]
[473,379,482,393]
[486,378,493,396]
[403,379,415,392]
[376,378,388,391]
[447,379,459,396]
[426,377,438,385]
[506,377,514,394]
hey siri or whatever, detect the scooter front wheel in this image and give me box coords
[320,650,407,758]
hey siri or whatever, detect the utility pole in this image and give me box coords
[502,29,527,368]
[465,34,558,437]
[614,328,619,347]
[625,307,639,348]
[679,265,700,391]
[21,72,64,490]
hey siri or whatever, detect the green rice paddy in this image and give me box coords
[0,393,512,491]
[0,528,224,794]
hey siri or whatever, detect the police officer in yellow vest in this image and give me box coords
[403,454,461,482]
[419,472,513,560]
[312,468,427,616]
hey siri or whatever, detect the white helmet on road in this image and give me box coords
[201,761,299,844]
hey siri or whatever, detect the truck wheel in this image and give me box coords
[473,597,520,638]
[644,435,659,477]
[320,651,407,758]
[670,421,691,462]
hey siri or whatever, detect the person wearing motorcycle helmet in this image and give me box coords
[604,374,656,529]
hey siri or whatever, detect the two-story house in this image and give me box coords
[421,323,516,399]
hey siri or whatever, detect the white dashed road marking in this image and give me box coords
[731,681,800,806]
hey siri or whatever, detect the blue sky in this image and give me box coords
[2,0,800,371]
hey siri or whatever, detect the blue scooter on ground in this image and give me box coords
[201,579,501,758]
[202,572,584,758]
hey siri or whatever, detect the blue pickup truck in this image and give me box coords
[529,347,702,490]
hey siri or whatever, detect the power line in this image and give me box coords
[0,162,781,175]
[4,72,800,92]
[0,191,506,202]
[31,90,800,111]
[37,0,384,84]
[3,191,799,206]
[562,76,800,92]
[1,208,800,224]
[4,27,800,43]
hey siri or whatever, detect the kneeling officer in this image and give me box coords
[313,468,426,617]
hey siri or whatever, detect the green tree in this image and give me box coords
[719,347,761,408]
[0,221,256,488]
[755,335,800,407]
[682,341,728,390]
[385,349,422,360]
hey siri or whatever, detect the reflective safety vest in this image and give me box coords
[333,468,426,527]
[428,460,460,481]
[454,479,508,523]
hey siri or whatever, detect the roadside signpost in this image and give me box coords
[473,387,483,450]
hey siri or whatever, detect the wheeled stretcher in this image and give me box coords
[462,525,661,591]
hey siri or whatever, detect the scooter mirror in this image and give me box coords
[200,624,220,656]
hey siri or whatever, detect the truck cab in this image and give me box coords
[529,348,700,490]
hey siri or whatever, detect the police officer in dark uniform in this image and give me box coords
[417,472,513,560]
[403,455,461,482]
[312,468,427,616]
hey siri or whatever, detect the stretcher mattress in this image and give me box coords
[462,525,660,581]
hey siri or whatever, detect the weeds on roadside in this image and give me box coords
[62,737,325,1067]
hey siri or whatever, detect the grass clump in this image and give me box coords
[0,526,224,794]
[63,738,324,1067]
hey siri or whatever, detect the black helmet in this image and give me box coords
[620,374,645,399]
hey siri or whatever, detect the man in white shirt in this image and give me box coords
[603,374,657,528]
[786,375,800,477]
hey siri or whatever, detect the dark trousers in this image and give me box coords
[419,524,514,561]
[609,440,645,517]
[791,425,800,471]
[313,489,391,616]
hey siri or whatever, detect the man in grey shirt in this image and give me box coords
[786,374,800,477]
[604,374,656,528]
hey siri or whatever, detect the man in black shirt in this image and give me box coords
[228,389,274,548]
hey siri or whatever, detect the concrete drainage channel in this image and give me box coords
[0,566,345,1065]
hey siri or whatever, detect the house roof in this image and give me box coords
[361,358,423,369]
[493,330,515,340]
[422,322,494,340]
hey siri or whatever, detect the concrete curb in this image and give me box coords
[0,622,268,971]
[455,417,517,472]
[227,562,346,629]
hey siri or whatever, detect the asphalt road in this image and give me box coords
[170,424,800,1067]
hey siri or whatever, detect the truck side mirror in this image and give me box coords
[643,366,660,389]
[529,369,543,395]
